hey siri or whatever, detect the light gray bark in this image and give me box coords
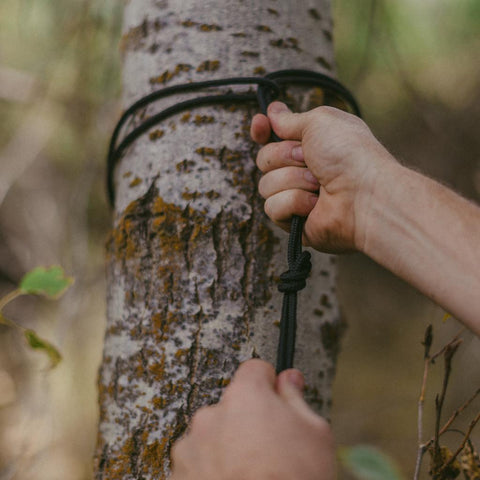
[95,1,342,478]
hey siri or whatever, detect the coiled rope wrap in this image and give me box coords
[106,69,361,374]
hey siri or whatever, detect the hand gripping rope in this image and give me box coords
[106,69,361,373]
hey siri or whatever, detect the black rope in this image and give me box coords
[106,69,361,373]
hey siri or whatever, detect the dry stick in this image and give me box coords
[414,329,476,479]
[433,340,462,464]
[438,412,480,476]
[430,329,465,363]
[413,356,430,480]
[414,325,434,480]
[421,386,480,454]
[432,339,463,480]
[439,387,480,437]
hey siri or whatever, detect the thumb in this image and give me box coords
[267,102,309,141]
[276,369,318,421]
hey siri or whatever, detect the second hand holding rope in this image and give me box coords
[106,69,361,374]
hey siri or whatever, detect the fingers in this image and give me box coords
[222,359,276,402]
[276,369,305,401]
[264,189,318,224]
[250,113,271,144]
[256,140,304,173]
[276,369,329,427]
[258,166,319,199]
[251,102,310,145]
[267,102,310,141]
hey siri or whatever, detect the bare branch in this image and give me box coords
[433,339,462,458]
[414,325,433,480]
[439,387,480,437]
[438,412,480,475]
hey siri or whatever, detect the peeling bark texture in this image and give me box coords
[95,1,343,478]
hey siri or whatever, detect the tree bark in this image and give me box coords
[95,1,342,478]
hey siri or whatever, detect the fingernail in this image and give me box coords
[310,194,319,207]
[304,169,319,185]
[269,101,290,114]
[292,145,304,162]
[287,370,305,391]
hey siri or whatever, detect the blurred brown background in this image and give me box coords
[0,0,478,478]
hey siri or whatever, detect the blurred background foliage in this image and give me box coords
[0,0,478,478]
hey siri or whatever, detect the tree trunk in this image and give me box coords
[95,1,342,478]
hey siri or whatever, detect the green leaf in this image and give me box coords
[19,266,73,298]
[339,445,405,480]
[24,329,62,367]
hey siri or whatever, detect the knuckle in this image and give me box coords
[289,188,305,205]
[280,141,294,162]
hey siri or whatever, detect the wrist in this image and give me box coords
[353,151,402,254]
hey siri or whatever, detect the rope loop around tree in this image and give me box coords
[106,69,361,373]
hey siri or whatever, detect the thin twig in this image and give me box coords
[439,387,480,437]
[438,412,480,475]
[430,329,464,363]
[413,359,429,480]
[414,325,433,480]
[414,443,427,480]
[432,339,462,475]
[421,386,480,453]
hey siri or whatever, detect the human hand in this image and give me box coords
[251,101,397,252]
[170,359,335,480]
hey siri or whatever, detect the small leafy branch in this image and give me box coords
[0,266,73,368]
[414,325,480,480]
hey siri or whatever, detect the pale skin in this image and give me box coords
[170,102,480,479]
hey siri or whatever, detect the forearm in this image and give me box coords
[362,162,480,334]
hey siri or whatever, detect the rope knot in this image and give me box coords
[278,251,312,294]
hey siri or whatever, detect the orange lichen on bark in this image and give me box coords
[176,159,196,173]
[129,177,143,187]
[217,378,231,388]
[101,165,278,477]
[149,129,165,140]
[195,146,216,156]
[148,353,167,382]
[199,23,222,32]
[181,19,198,27]
[196,60,220,73]
[149,64,192,85]
[120,19,148,52]
[241,50,260,57]
[110,217,137,260]
[180,112,191,123]
[193,114,215,125]
[256,25,273,32]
